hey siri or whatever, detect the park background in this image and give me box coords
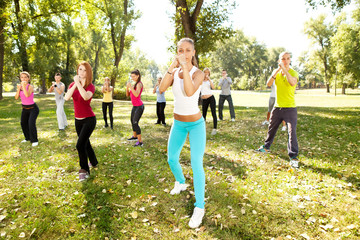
[0,0,360,239]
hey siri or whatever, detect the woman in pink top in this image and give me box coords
[64,62,98,182]
[126,69,144,147]
[14,71,39,147]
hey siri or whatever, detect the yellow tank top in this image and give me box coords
[103,90,113,103]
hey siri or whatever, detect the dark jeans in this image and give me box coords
[156,102,166,124]
[202,95,217,129]
[75,116,98,173]
[264,107,298,158]
[131,104,144,135]
[21,103,39,143]
[102,102,113,128]
[218,94,235,120]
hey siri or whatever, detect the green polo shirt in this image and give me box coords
[275,68,298,108]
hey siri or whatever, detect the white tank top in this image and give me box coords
[201,80,212,96]
[172,66,201,115]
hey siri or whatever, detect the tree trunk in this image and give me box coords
[0,15,6,100]
[109,0,128,87]
[40,73,46,94]
[93,45,102,82]
[342,83,346,94]
[326,83,330,93]
[13,0,29,71]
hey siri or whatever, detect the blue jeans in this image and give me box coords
[218,94,235,120]
[167,117,206,209]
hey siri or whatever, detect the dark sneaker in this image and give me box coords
[134,141,143,147]
[289,157,299,169]
[127,136,138,141]
[256,145,270,153]
[162,123,167,126]
[88,162,97,168]
[79,169,89,182]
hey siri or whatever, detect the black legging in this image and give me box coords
[156,102,166,124]
[75,116,98,173]
[131,104,144,135]
[21,103,39,143]
[102,102,113,128]
[202,95,217,129]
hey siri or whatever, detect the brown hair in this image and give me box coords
[20,71,31,83]
[131,69,141,90]
[77,61,93,89]
[177,38,198,67]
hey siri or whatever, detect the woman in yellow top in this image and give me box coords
[101,77,114,129]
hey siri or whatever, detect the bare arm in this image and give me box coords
[128,82,142,97]
[64,83,76,101]
[182,66,204,97]
[280,64,298,86]
[48,85,54,93]
[208,77,215,89]
[159,57,178,93]
[22,84,33,98]
[15,84,21,100]
[55,84,64,95]
[75,79,93,101]
[153,85,157,94]
[267,67,281,87]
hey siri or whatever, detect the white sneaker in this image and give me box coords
[262,120,269,125]
[189,207,205,228]
[231,118,235,122]
[32,142,38,147]
[21,139,28,143]
[281,126,287,131]
[290,159,299,169]
[170,181,188,195]
[211,129,217,135]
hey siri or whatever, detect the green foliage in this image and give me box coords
[209,30,283,90]
[305,0,352,11]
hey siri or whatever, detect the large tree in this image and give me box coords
[172,0,235,66]
[0,0,11,100]
[303,14,335,93]
[305,0,352,11]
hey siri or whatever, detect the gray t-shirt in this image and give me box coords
[219,77,232,95]
[54,82,65,101]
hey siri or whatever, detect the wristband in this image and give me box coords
[167,71,172,75]
[272,75,276,79]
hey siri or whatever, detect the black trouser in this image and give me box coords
[202,95,217,129]
[75,116,98,173]
[131,104,144,135]
[264,108,298,158]
[156,102,166,124]
[102,102,113,128]
[218,94,235,120]
[21,103,39,143]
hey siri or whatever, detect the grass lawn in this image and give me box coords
[0,91,359,239]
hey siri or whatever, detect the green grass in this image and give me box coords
[0,93,359,239]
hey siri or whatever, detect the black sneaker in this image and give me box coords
[134,141,143,147]
[127,136,138,141]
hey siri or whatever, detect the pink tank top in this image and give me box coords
[20,84,35,105]
[130,82,143,106]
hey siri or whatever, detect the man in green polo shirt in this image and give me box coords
[257,51,299,168]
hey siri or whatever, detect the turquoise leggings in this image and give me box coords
[167,117,206,209]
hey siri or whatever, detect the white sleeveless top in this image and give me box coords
[201,80,212,96]
[172,66,201,115]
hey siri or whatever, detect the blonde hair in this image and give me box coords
[203,68,211,76]
[177,38,198,67]
[20,71,31,83]
[279,51,292,60]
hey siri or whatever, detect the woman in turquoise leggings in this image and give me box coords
[159,38,206,229]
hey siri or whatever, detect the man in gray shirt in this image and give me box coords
[218,70,235,121]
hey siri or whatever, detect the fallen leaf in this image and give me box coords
[173,228,180,233]
[252,210,257,215]
[0,215,6,222]
[142,219,149,223]
[0,231,6,237]
[19,232,25,238]
[130,211,138,219]
[320,224,333,231]
[139,207,145,212]
[241,208,246,215]
[300,233,310,240]
[346,224,357,230]
[153,228,160,233]
[126,180,132,186]
[102,189,107,193]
